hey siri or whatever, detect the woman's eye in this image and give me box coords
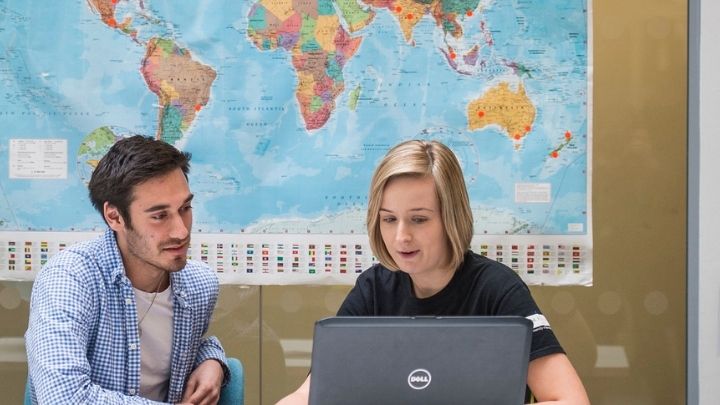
[412,217,428,224]
[381,216,396,223]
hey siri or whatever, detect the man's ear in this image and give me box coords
[103,202,125,231]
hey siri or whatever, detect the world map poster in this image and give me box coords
[0,0,592,285]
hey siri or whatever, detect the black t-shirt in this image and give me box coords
[337,250,564,361]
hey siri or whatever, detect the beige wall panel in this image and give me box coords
[0,282,31,404]
[261,285,351,404]
[211,285,261,405]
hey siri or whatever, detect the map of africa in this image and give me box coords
[0,0,590,238]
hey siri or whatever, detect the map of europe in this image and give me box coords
[0,0,589,237]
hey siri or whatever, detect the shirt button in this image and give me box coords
[129,343,137,350]
[128,388,136,395]
[125,298,131,305]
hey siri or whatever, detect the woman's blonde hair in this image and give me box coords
[367,140,474,272]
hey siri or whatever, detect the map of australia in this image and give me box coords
[0,0,589,239]
[467,82,536,149]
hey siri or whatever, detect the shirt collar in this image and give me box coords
[102,228,127,285]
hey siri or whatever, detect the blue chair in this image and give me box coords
[219,357,245,405]
[25,357,244,404]
[23,377,31,405]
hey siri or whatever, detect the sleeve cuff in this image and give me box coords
[194,336,230,387]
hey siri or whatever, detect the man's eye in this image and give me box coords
[182,205,193,212]
[151,213,167,220]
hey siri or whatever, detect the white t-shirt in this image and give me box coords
[134,284,174,401]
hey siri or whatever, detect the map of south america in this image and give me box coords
[141,39,216,144]
[86,0,215,144]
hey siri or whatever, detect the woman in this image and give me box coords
[278,140,589,404]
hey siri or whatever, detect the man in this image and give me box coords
[25,135,228,404]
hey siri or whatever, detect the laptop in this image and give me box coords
[308,316,532,405]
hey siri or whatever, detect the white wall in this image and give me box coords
[689,0,720,403]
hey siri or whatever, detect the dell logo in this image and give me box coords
[407,368,432,390]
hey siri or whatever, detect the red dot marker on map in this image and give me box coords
[111,0,118,4]
[449,51,457,59]
[551,151,559,158]
[565,130,572,140]
[466,10,474,17]
[107,18,118,28]
[514,134,521,140]
[477,110,485,118]
[525,125,531,132]
[195,104,202,112]
[406,13,414,20]
[395,6,402,13]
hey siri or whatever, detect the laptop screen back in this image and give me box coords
[308,316,532,405]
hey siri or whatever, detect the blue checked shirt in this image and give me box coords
[25,229,228,404]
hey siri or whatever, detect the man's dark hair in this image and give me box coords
[88,135,191,226]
